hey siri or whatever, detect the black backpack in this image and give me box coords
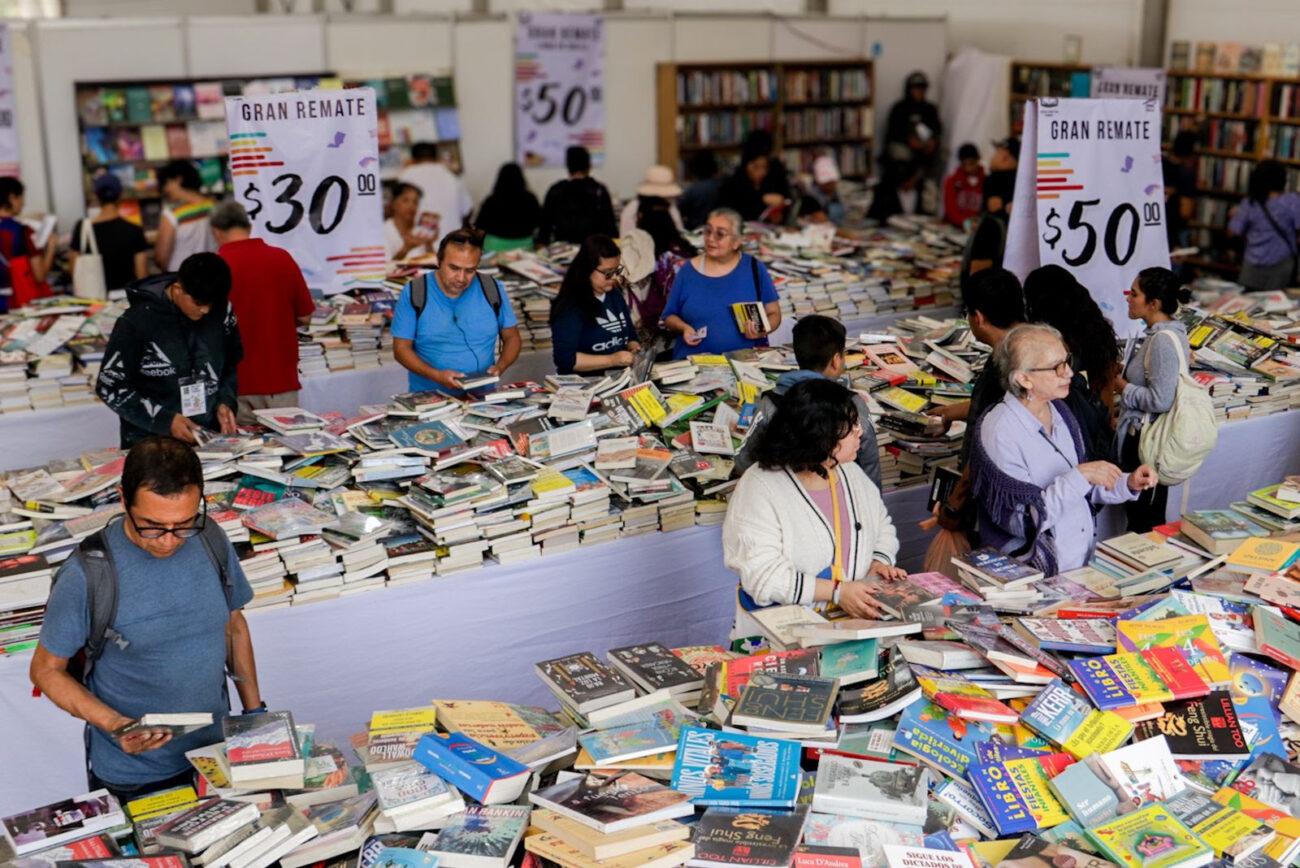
[408,271,504,330]
[56,516,234,685]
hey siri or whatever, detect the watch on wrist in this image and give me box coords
[246,701,267,713]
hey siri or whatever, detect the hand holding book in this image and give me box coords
[837,581,886,619]
[868,559,906,581]
[112,720,173,754]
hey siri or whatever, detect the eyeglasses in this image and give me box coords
[594,264,626,279]
[1027,354,1074,377]
[702,228,734,240]
[127,503,207,539]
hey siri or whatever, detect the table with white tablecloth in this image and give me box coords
[0,365,408,471]
[0,524,737,816]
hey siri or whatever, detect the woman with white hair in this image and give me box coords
[969,323,1158,575]
[661,207,782,360]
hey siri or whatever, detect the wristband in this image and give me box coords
[831,579,842,606]
[246,702,268,714]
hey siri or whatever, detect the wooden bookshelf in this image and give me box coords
[1008,61,1092,133]
[656,59,874,182]
[75,73,462,231]
[1161,67,1300,272]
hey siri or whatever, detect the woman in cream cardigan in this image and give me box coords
[722,378,904,625]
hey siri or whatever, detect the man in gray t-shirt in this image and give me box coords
[31,436,260,800]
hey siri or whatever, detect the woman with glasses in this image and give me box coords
[1113,267,1193,532]
[970,324,1157,575]
[661,208,782,360]
[723,378,904,635]
[549,234,640,375]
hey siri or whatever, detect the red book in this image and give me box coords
[1142,646,1210,700]
[723,648,819,697]
[795,846,863,868]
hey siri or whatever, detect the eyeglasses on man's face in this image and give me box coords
[127,504,207,539]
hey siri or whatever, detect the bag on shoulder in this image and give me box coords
[1137,329,1217,486]
[72,220,108,300]
[52,517,233,686]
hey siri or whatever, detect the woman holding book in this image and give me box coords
[970,324,1157,575]
[661,208,781,360]
[723,378,903,632]
[384,181,436,265]
[1114,267,1193,533]
[549,234,640,375]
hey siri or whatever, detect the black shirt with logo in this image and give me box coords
[550,290,638,375]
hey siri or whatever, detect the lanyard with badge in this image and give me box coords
[177,321,209,418]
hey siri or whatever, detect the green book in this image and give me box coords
[102,89,127,123]
[125,86,153,123]
[433,76,455,106]
[385,77,411,109]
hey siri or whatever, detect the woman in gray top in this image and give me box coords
[1114,267,1193,533]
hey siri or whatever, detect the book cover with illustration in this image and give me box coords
[1069,652,1179,710]
[1086,803,1213,868]
[425,804,529,861]
[223,711,300,769]
[1020,679,1133,759]
[691,806,809,868]
[1116,615,1230,688]
[1133,692,1250,761]
[890,698,1004,778]
[968,755,1073,836]
[670,726,802,807]
[529,770,693,830]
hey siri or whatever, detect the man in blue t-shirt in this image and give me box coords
[31,436,261,801]
[392,230,521,393]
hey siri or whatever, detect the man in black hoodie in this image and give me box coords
[884,71,942,175]
[96,252,241,447]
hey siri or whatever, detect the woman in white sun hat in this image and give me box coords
[619,165,686,237]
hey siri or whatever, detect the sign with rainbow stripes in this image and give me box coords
[1004,97,1169,339]
[224,87,383,296]
[515,12,605,168]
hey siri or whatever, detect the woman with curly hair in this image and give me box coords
[1023,264,1121,464]
[722,378,902,635]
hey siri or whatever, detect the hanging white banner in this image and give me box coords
[224,88,383,296]
[0,25,20,178]
[1005,97,1169,339]
[1090,66,1166,107]
[515,11,606,168]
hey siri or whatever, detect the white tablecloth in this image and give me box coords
[0,366,408,471]
[0,525,736,816]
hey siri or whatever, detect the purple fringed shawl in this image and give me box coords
[968,398,1087,577]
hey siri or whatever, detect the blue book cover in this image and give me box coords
[412,732,529,805]
[1046,760,1120,826]
[1066,657,1138,710]
[1019,679,1094,745]
[434,107,461,141]
[974,740,1046,763]
[578,717,680,765]
[966,762,1040,836]
[1233,694,1286,761]
[1230,654,1290,705]
[891,698,997,777]
[954,548,1040,583]
[388,420,465,454]
[670,725,801,807]
[562,466,606,492]
[374,848,439,868]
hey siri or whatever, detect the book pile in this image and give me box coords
[0,298,117,413]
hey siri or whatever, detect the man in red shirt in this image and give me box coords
[943,143,985,229]
[211,200,315,424]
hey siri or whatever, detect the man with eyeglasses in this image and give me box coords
[392,230,521,394]
[31,436,261,802]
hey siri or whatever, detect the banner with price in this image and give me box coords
[1003,97,1169,339]
[515,12,605,168]
[224,88,383,296]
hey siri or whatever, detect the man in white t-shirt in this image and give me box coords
[397,143,473,239]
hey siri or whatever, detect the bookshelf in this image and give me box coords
[1008,61,1092,133]
[75,73,462,232]
[1162,68,1300,273]
[656,59,874,182]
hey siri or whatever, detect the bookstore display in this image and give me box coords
[76,73,461,231]
[1162,40,1300,273]
[1008,62,1092,133]
[655,60,875,182]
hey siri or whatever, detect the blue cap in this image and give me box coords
[92,173,122,200]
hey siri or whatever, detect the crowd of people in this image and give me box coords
[8,90,1253,802]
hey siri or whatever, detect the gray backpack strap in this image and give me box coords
[70,526,125,682]
[197,519,234,609]
[479,272,503,317]
[407,273,431,338]
[750,255,761,302]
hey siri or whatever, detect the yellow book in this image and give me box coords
[875,386,928,414]
[1188,805,1271,858]
[907,372,938,387]
[1060,709,1133,759]
[1116,614,1231,688]
[965,839,1019,868]
[1227,537,1300,573]
[126,785,199,821]
[1211,787,1300,863]
[686,354,729,366]
[367,707,437,763]
[434,700,545,751]
[575,746,676,772]
[1004,757,1070,828]
[531,469,575,496]
[624,384,667,425]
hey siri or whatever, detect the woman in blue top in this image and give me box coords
[549,235,640,375]
[662,208,782,360]
[1114,266,1193,533]
[1228,160,1300,291]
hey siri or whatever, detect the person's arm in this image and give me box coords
[1227,200,1251,237]
[1179,196,1195,221]
[96,319,174,436]
[982,416,1094,538]
[226,610,262,712]
[217,303,241,412]
[291,261,314,326]
[943,176,959,222]
[26,226,54,282]
[154,211,176,270]
[30,647,138,739]
[133,251,149,280]
[761,302,782,335]
[491,326,521,376]
[722,474,816,607]
[394,337,463,391]
[1119,334,1180,414]
[536,187,557,245]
